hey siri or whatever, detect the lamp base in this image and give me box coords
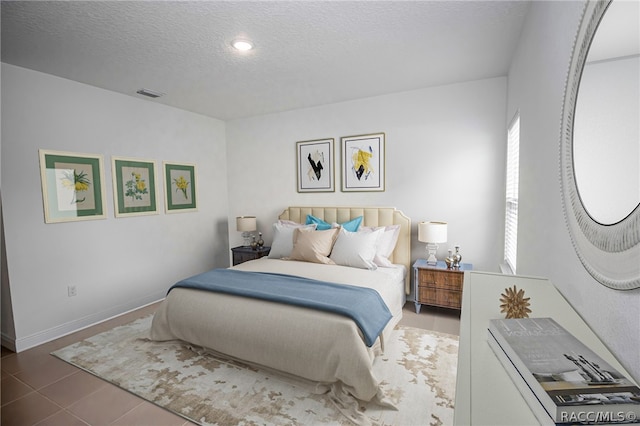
[242,231,252,247]
[426,243,439,265]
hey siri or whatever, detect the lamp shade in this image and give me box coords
[418,221,448,243]
[236,216,257,232]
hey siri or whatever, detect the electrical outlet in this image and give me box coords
[67,285,77,297]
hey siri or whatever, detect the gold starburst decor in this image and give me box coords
[500,285,532,319]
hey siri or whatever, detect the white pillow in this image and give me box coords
[329,227,383,270]
[359,225,401,267]
[268,221,316,259]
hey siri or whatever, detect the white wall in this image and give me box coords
[507,1,640,381]
[226,77,508,277]
[1,64,230,350]
[0,61,12,342]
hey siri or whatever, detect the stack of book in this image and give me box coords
[488,317,640,425]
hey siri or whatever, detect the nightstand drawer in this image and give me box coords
[412,259,472,313]
[418,269,463,289]
[418,286,462,309]
[231,246,271,266]
[234,251,259,265]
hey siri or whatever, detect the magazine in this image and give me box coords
[488,317,640,424]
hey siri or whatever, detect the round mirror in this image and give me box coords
[560,0,640,290]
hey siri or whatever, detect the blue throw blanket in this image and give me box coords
[169,268,392,347]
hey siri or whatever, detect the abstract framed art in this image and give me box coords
[296,138,335,192]
[38,149,107,223]
[112,157,158,217]
[341,132,385,192]
[164,162,197,213]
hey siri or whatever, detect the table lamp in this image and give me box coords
[418,221,448,265]
[236,216,257,247]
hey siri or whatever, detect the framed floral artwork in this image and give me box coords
[164,162,197,213]
[341,132,385,192]
[296,138,335,192]
[112,157,158,217]
[39,149,108,223]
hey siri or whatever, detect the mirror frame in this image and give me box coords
[560,0,640,290]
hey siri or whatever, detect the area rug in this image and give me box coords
[52,315,458,426]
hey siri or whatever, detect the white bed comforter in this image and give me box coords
[149,258,405,402]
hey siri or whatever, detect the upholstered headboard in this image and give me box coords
[278,206,411,293]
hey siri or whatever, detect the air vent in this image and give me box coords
[136,88,164,98]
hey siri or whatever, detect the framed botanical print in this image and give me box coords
[112,157,158,217]
[39,150,107,223]
[296,138,335,192]
[164,162,197,213]
[341,132,385,192]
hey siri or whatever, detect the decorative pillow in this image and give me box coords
[305,214,363,232]
[359,224,401,267]
[330,227,383,270]
[305,214,332,230]
[268,221,316,259]
[288,227,339,264]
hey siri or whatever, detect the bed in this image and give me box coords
[150,206,411,414]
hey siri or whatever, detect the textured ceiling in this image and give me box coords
[2,1,531,120]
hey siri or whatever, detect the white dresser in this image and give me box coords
[454,271,638,425]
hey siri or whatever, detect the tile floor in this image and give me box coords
[1,301,460,425]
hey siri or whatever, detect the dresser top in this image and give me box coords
[413,259,473,271]
[231,245,271,253]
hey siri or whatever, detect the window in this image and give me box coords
[504,113,520,274]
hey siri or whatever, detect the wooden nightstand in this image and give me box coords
[413,259,472,313]
[231,246,271,266]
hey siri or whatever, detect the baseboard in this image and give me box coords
[10,292,166,353]
[1,333,17,352]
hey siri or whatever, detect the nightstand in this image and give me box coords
[413,259,472,313]
[231,246,271,266]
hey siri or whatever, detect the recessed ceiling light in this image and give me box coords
[232,39,254,51]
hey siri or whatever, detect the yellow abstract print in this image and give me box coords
[351,148,374,181]
[341,133,384,192]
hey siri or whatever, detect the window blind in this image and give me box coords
[504,114,520,274]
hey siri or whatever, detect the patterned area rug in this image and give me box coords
[53,316,458,426]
